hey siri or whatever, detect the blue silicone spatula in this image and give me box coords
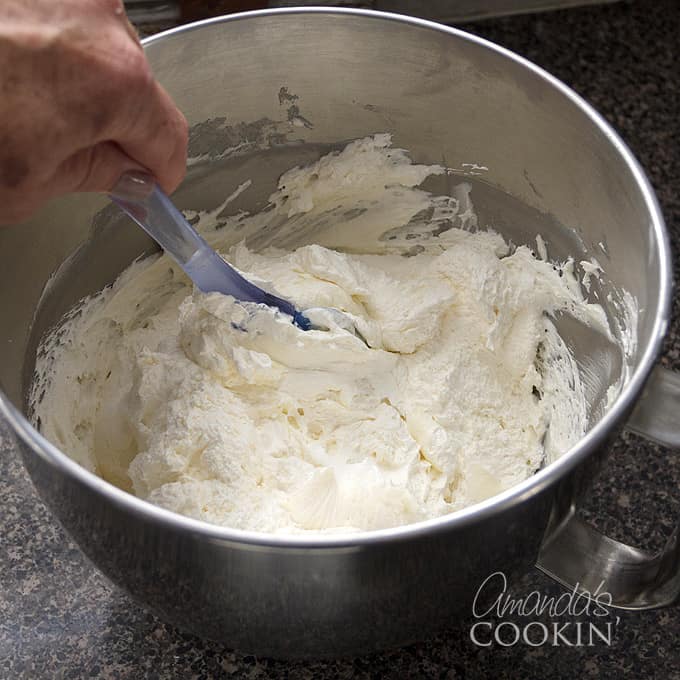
[110,171,312,329]
[109,171,365,342]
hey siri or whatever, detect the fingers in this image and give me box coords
[88,40,189,196]
[0,140,142,224]
[0,0,189,224]
[113,80,189,195]
[51,9,188,195]
[0,141,140,223]
[51,141,144,195]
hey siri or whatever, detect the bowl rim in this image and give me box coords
[1,6,672,549]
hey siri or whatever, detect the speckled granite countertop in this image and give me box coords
[1,1,678,677]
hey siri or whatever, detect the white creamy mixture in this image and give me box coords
[32,135,614,533]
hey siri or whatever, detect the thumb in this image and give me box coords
[52,141,147,195]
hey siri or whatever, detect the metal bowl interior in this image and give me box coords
[0,8,670,544]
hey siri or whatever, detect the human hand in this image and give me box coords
[0,0,188,223]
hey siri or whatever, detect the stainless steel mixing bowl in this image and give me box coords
[0,8,678,658]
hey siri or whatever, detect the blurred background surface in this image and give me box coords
[124,0,622,29]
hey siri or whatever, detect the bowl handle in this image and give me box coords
[536,365,680,609]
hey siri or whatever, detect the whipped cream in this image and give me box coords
[32,135,615,533]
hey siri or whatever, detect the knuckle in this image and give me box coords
[157,112,188,161]
[112,48,152,91]
[176,113,189,147]
[177,110,189,134]
[94,49,153,132]
[169,118,189,160]
[127,46,152,78]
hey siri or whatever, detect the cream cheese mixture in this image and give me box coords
[32,135,615,533]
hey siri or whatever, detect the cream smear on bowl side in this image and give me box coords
[30,135,623,534]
